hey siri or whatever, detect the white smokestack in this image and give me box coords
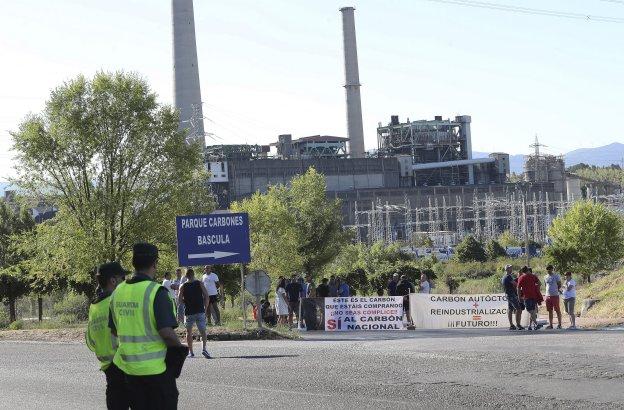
[340,6,365,158]
[172,0,206,147]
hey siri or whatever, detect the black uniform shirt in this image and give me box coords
[108,273,178,333]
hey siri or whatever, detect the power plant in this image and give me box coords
[171,2,621,246]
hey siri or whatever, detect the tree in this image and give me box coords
[546,201,624,282]
[485,240,507,260]
[497,230,520,248]
[0,203,35,322]
[12,72,213,295]
[454,235,487,263]
[232,168,350,279]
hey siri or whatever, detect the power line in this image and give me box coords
[421,0,624,23]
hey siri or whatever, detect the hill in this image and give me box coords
[474,142,624,174]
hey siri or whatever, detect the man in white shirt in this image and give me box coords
[419,273,431,294]
[202,265,221,326]
[563,271,577,329]
[161,271,178,301]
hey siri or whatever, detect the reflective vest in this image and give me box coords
[110,280,168,376]
[86,295,118,371]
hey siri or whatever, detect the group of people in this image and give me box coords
[502,264,577,331]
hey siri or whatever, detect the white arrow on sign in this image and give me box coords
[188,251,239,260]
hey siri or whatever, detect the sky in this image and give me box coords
[1,0,623,180]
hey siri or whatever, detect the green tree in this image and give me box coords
[546,201,624,282]
[497,230,520,248]
[0,203,35,322]
[485,240,507,260]
[455,235,487,263]
[12,72,213,295]
[232,168,350,279]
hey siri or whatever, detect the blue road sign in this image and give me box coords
[176,212,251,266]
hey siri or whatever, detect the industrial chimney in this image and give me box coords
[340,6,365,158]
[172,0,206,147]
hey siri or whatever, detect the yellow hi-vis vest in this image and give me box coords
[86,295,118,371]
[110,280,168,376]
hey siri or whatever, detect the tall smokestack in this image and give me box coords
[172,0,206,147]
[340,6,365,158]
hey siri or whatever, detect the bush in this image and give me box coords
[0,308,9,329]
[455,236,487,262]
[52,292,90,322]
[8,320,24,330]
[486,240,507,260]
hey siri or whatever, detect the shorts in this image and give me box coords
[545,296,561,313]
[563,297,575,315]
[507,295,524,312]
[288,301,299,314]
[524,298,537,312]
[208,295,218,304]
[185,312,206,332]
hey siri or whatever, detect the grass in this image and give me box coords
[576,268,624,319]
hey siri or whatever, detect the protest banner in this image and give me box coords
[409,293,508,329]
[324,296,404,331]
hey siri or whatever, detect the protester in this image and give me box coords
[501,265,524,330]
[563,271,577,329]
[517,266,542,331]
[275,278,289,325]
[86,262,129,409]
[286,274,303,327]
[396,274,415,325]
[337,277,350,297]
[201,265,221,326]
[304,274,316,298]
[328,275,338,297]
[178,268,211,359]
[316,278,330,298]
[108,243,183,409]
[376,287,385,297]
[388,273,399,296]
[260,299,277,326]
[419,273,431,294]
[175,268,186,324]
[543,265,563,329]
[162,272,178,302]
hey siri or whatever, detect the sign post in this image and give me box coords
[175,212,252,329]
[244,270,271,329]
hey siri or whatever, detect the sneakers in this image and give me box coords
[187,352,195,358]
[202,349,212,359]
[567,325,577,330]
[516,325,525,330]
[527,326,533,331]
[546,325,553,329]
[509,325,517,330]
[557,324,562,329]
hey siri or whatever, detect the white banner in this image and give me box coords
[409,293,508,329]
[324,296,404,331]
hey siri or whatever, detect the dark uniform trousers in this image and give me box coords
[125,368,178,410]
[104,363,130,410]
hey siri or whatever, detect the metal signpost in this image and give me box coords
[176,212,251,328]
[244,270,271,329]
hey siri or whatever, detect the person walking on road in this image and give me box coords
[201,265,221,326]
[563,271,577,329]
[178,268,211,359]
[396,275,415,325]
[501,265,524,330]
[275,278,289,325]
[87,261,130,410]
[108,243,184,410]
[544,265,563,329]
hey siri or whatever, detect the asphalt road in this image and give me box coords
[1,329,623,409]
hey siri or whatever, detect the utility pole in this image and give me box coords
[529,135,547,181]
[522,196,530,266]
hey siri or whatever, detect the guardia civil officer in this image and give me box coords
[86,261,130,409]
[109,243,183,410]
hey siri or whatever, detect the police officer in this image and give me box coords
[108,243,182,410]
[86,261,130,409]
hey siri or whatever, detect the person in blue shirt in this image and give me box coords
[336,277,350,297]
[501,264,524,330]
